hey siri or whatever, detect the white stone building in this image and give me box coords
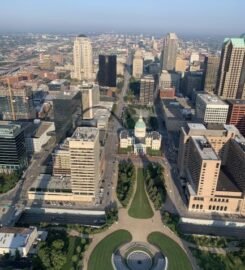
[119,116,161,154]
[196,94,229,124]
[0,227,38,257]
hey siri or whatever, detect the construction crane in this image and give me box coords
[7,78,16,121]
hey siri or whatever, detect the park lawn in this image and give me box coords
[148,232,192,270]
[88,230,132,270]
[128,168,154,219]
[61,236,79,270]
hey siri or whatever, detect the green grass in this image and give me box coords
[128,168,154,219]
[61,237,79,270]
[88,230,132,270]
[148,232,192,270]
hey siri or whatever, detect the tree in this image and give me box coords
[52,239,64,250]
[76,246,81,254]
[72,255,78,263]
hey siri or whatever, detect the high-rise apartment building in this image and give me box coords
[196,94,229,124]
[178,123,245,215]
[216,38,245,99]
[80,83,100,119]
[98,55,117,87]
[72,35,93,81]
[203,55,220,93]
[160,33,178,71]
[0,122,28,173]
[226,99,245,136]
[52,139,70,176]
[132,49,144,79]
[139,75,155,105]
[69,127,100,200]
[0,87,35,120]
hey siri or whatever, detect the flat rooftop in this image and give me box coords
[162,98,194,120]
[47,90,80,100]
[29,174,72,193]
[226,99,245,105]
[24,122,54,138]
[71,127,98,142]
[0,227,36,249]
[197,94,228,106]
[0,121,22,137]
[192,136,219,160]
[187,123,206,130]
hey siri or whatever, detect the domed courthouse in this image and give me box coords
[120,115,162,155]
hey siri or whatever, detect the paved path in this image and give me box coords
[83,166,199,270]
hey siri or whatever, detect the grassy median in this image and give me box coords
[128,168,154,219]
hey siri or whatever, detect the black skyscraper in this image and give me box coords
[98,55,117,87]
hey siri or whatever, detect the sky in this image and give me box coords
[0,0,245,36]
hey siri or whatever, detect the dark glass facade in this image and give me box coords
[98,55,117,87]
[0,124,28,172]
[53,91,82,140]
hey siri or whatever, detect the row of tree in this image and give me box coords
[144,162,166,210]
[116,160,135,207]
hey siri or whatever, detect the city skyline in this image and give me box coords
[0,0,245,35]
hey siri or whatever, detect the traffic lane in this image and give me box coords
[18,212,106,226]
[179,223,245,238]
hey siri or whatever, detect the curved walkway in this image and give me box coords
[83,166,199,270]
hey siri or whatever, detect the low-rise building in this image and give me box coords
[226,99,245,136]
[162,98,194,131]
[119,115,161,155]
[159,88,175,99]
[25,121,55,153]
[0,227,38,257]
[196,94,229,124]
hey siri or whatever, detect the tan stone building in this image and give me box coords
[69,127,100,199]
[215,38,245,99]
[71,35,93,81]
[132,49,144,79]
[178,123,245,215]
[160,33,178,71]
[29,127,100,203]
[175,56,187,73]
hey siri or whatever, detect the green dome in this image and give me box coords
[135,116,146,129]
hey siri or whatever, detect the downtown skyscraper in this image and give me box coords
[160,33,178,71]
[72,35,93,81]
[215,37,245,99]
[98,55,117,87]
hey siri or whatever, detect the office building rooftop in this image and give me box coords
[0,122,22,137]
[197,94,228,106]
[0,227,36,249]
[29,174,71,192]
[71,127,98,142]
[192,136,219,160]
